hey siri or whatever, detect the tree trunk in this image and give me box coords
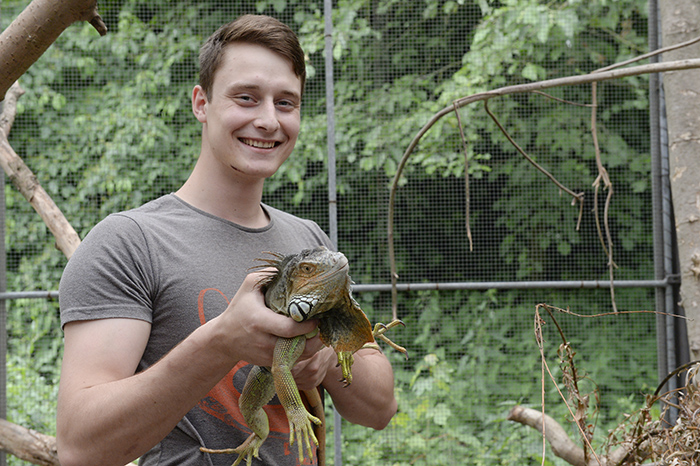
[0,0,106,100]
[660,1,700,361]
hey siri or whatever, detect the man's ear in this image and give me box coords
[192,85,208,123]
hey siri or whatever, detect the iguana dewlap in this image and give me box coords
[200,246,405,466]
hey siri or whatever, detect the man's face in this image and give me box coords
[194,42,302,182]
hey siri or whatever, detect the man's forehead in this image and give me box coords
[212,43,302,94]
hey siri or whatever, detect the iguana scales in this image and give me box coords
[201,246,406,466]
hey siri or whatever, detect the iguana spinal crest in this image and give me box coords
[200,246,406,466]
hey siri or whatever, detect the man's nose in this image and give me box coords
[253,100,280,132]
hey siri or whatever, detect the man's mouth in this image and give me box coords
[240,138,279,149]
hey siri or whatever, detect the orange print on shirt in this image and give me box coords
[195,287,289,435]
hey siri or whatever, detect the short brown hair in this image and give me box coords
[199,15,306,99]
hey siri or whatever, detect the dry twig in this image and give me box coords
[452,102,473,251]
[588,82,618,312]
[510,304,697,466]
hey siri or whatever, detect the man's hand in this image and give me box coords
[213,272,319,368]
[292,339,335,391]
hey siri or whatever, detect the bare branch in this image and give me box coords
[452,102,473,251]
[535,305,601,465]
[531,90,593,108]
[0,83,81,259]
[508,405,588,466]
[0,0,107,101]
[482,99,585,209]
[589,82,618,312]
[594,34,700,74]
[508,405,652,466]
[387,57,700,321]
[0,82,24,135]
[0,420,58,466]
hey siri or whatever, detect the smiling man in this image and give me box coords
[56,15,397,466]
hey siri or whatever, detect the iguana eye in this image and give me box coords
[299,263,316,274]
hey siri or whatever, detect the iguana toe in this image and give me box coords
[200,432,264,466]
[336,351,355,386]
[371,320,408,358]
[286,407,322,462]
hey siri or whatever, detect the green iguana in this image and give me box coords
[201,246,406,466]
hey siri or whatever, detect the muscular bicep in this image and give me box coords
[323,348,397,429]
[59,318,151,391]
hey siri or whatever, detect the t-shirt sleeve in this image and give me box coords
[59,213,155,328]
[263,203,335,251]
[306,220,335,250]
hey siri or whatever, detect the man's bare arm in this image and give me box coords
[323,348,397,429]
[56,273,319,466]
[293,345,398,430]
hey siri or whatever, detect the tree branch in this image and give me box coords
[508,405,587,466]
[0,0,107,101]
[387,57,700,320]
[0,82,81,259]
[507,405,648,466]
[0,420,58,466]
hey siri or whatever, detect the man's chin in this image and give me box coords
[229,164,282,181]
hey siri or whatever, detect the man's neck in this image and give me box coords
[175,164,269,229]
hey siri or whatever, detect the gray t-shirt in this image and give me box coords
[59,194,334,466]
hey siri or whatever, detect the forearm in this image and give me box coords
[58,272,319,466]
[322,347,397,429]
[57,322,235,466]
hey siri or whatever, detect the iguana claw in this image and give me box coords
[200,432,263,466]
[287,406,322,462]
[363,320,408,358]
[336,351,355,386]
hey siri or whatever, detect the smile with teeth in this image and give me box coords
[240,138,279,149]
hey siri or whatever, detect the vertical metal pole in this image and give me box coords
[323,0,342,464]
[648,0,669,396]
[0,131,7,466]
[324,3,337,246]
[660,80,680,420]
[0,4,8,460]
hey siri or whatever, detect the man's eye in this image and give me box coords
[276,100,297,110]
[235,95,256,104]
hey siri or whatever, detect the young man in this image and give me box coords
[56,15,397,466]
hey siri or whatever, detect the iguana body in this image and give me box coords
[201,246,405,466]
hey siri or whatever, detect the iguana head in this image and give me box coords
[258,246,352,322]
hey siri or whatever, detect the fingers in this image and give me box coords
[239,272,318,338]
[300,334,324,358]
[292,346,334,390]
[216,272,318,367]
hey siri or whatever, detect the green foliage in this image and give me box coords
[2,0,658,464]
[6,299,61,437]
[5,0,653,284]
[328,288,656,465]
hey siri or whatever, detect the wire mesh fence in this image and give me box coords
[2,0,665,465]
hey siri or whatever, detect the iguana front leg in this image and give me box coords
[200,365,277,466]
[335,320,408,387]
[363,320,408,356]
[272,334,323,463]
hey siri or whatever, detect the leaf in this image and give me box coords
[521,63,541,81]
[431,403,452,425]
